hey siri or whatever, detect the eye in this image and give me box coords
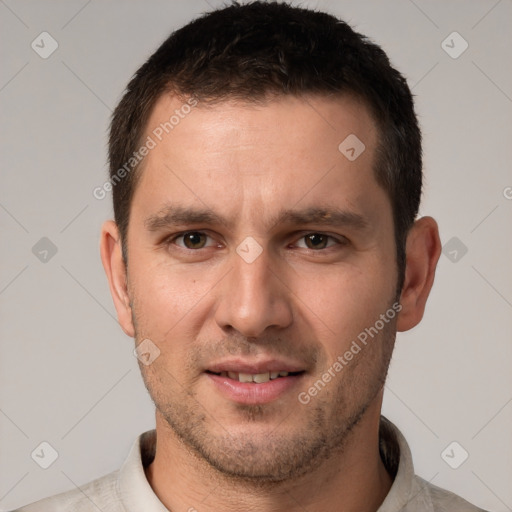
[172,231,215,250]
[295,233,343,250]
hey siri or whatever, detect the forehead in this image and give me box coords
[144,92,378,158]
[132,93,387,231]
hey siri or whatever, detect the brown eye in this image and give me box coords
[181,232,208,249]
[304,233,329,249]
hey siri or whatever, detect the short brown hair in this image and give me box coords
[108,1,422,287]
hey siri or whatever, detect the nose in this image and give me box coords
[214,244,294,338]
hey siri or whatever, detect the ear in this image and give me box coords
[396,216,441,332]
[100,220,135,337]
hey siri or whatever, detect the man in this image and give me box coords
[15,1,488,511]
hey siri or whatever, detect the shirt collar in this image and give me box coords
[116,429,168,512]
[377,417,435,511]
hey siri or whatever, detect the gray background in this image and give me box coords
[1,0,511,510]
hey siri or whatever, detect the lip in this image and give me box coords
[207,358,306,375]
[206,371,305,404]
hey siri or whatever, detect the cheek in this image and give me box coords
[293,261,395,357]
[129,259,215,341]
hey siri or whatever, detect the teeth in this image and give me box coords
[253,372,270,383]
[217,371,292,383]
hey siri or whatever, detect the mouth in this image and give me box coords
[204,361,307,404]
[205,370,304,383]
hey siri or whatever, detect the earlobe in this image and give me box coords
[396,216,441,332]
[100,220,135,337]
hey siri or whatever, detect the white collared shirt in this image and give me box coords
[13,417,488,512]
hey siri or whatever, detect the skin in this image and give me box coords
[101,93,441,511]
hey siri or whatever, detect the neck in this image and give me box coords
[145,403,392,512]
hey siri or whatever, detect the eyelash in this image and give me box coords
[166,231,348,251]
[168,231,220,250]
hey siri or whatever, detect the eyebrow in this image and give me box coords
[269,207,370,232]
[145,205,224,231]
[144,204,370,233]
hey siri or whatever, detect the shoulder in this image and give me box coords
[11,470,122,512]
[379,417,490,512]
[413,475,490,512]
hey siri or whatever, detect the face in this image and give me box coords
[118,94,401,481]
